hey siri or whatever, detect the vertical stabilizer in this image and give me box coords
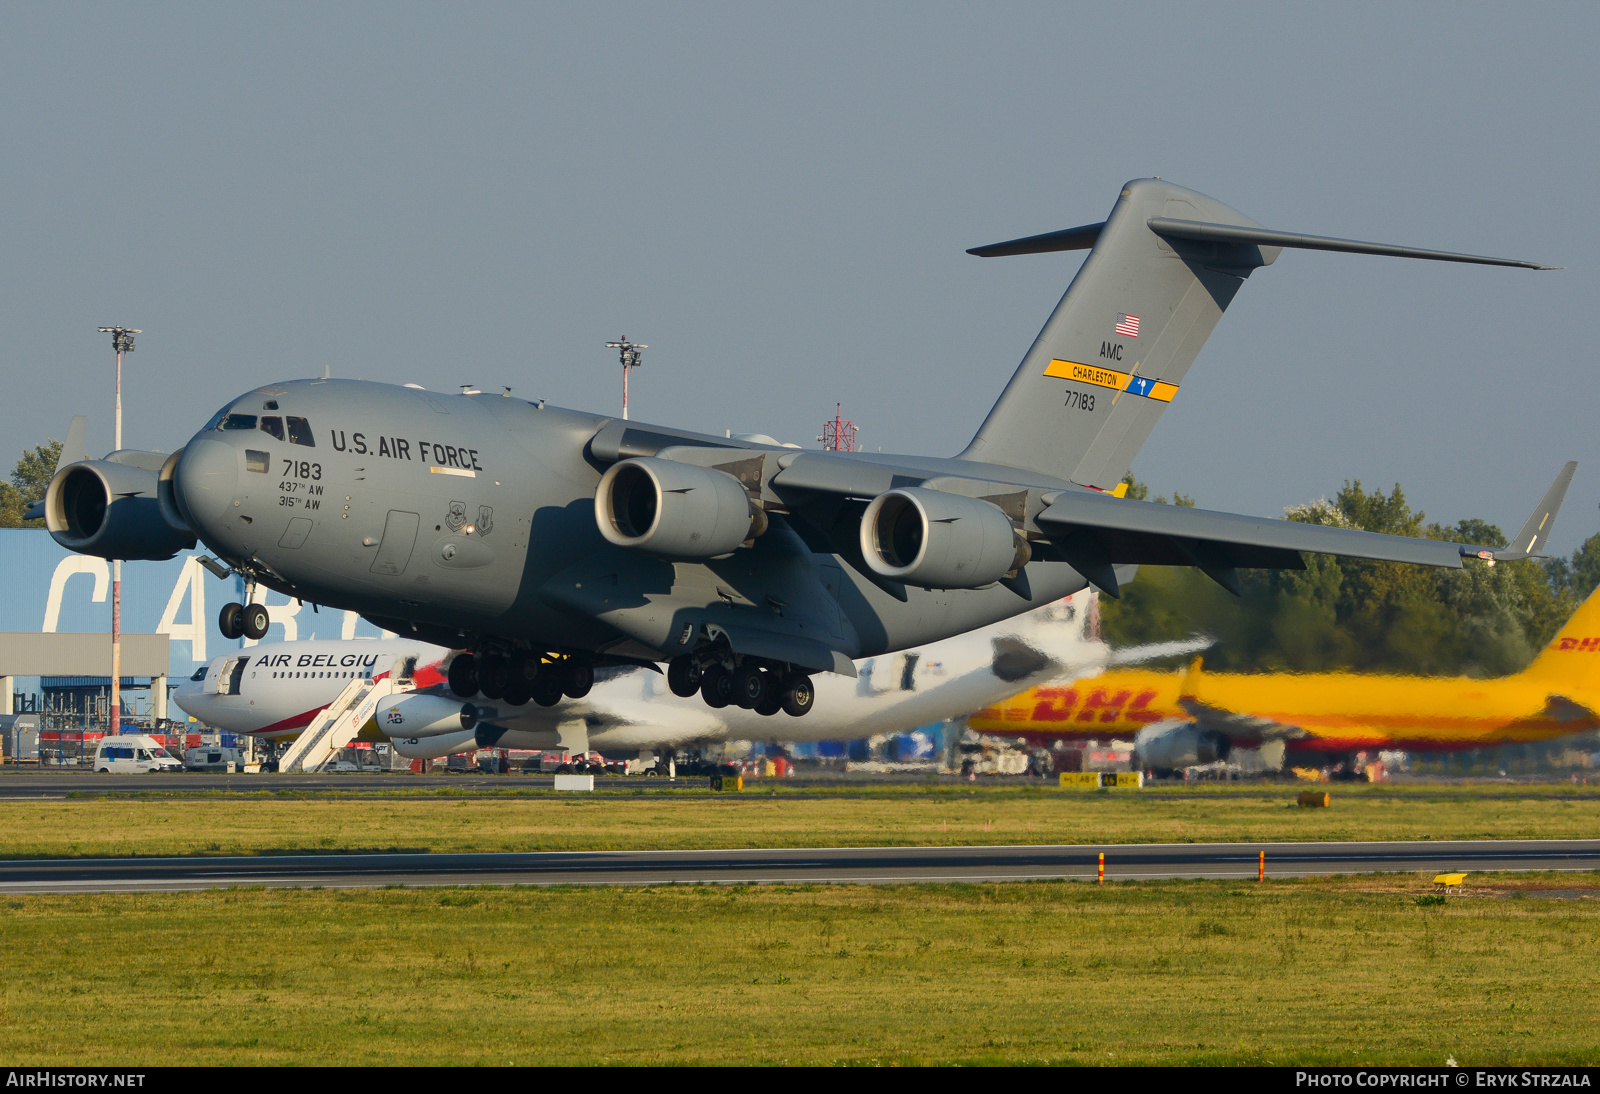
[960,179,1548,486]
[960,179,1274,485]
[1521,583,1600,690]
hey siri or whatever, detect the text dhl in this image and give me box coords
[994,687,1166,725]
[1557,637,1600,651]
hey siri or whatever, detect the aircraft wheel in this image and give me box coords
[241,603,271,641]
[218,602,245,641]
[561,661,594,699]
[700,667,732,709]
[447,654,479,698]
[730,664,767,710]
[666,656,702,698]
[781,674,815,717]
[477,657,507,700]
[503,681,531,706]
[530,667,564,707]
[754,679,783,717]
[511,650,541,684]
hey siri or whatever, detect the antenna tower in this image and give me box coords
[819,403,858,452]
[604,336,646,420]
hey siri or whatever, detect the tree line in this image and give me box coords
[1103,476,1600,677]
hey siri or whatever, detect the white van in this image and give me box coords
[94,735,183,773]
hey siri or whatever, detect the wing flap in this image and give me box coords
[1036,489,1464,570]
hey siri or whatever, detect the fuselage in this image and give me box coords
[175,638,447,737]
[173,597,1106,751]
[168,380,1090,664]
[970,665,1600,754]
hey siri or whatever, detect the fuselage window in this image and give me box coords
[287,417,315,447]
[260,416,285,441]
[245,450,270,474]
[219,413,258,431]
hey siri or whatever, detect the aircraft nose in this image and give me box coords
[174,437,239,526]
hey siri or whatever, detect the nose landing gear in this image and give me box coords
[218,601,270,641]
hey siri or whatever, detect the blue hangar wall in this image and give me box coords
[0,529,395,682]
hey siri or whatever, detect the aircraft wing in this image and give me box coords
[1107,635,1214,667]
[1178,696,1310,743]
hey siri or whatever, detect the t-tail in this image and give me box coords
[959,178,1553,486]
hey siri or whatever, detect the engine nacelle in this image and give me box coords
[860,487,1021,589]
[594,457,755,558]
[45,459,196,561]
[1134,722,1232,771]
[391,728,481,760]
[374,694,477,739]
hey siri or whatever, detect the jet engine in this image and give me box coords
[859,487,1023,589]
[1134,722,1231,771]
[390,728,480,760]
[594,457,756,558]
[375,694,478,739]
[45,458,196,561]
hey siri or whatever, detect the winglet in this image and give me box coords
[1462,461,1578,563]
[58,415,87,470]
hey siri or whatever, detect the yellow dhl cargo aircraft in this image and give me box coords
[969,585,1600,770]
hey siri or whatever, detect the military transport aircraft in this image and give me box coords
[44,178,1566,719]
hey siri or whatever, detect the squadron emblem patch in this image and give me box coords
[446,500,467,533]
[476,505,494,537]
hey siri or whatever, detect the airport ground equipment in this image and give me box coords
[42,179,1561,718]
[278,657,427,773]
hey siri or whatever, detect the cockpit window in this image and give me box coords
[203,406,230,431]
[287,417,315,447]
[263,400,280,410]
[260,416,285,441]
[219,413,257,431]
[190,666,207,681]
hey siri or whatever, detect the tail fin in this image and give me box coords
[959,179,1550,485]
[1520,583,1600,689]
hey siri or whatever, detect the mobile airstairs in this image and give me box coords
[279,657,416,773]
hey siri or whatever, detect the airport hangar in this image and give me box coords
[0,527,392,717]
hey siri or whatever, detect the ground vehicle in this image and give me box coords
[183,745,244,772]
[95,735,183,773]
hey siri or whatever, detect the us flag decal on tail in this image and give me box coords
[1114,313,1140,338]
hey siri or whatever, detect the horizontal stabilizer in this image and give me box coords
[967,221,1105,258]
[1146,217,1556,270]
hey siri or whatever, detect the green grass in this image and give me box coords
[0,781,1596,859]
[0,874,1593,1065]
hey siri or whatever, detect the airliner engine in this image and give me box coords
[1134,722,1231,771]
[376,694,477,738]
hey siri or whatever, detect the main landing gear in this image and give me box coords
[447,651,593,708]
[668,654,814,718]
[218,601,270,641]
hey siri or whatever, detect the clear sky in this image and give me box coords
[3,3,1596,552]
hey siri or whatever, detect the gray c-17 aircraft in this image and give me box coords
[43,178,1572,719]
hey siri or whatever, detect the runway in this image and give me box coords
[2,839,1598,893]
